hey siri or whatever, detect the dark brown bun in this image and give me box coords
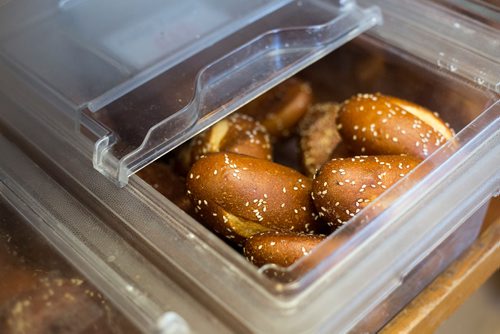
[136,162,193,214]
[387,96,454,139]
[337,93,453,159]
[239,78,312,138]
[186,153,321,246]
[312,155,421,227]
[175,113,272,175]
[299,103,350,176]
[244,231,325,267]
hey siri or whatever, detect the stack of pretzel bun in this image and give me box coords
[139,78,454,268]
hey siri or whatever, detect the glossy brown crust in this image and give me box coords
[239,78,312,138]
[387,96,454,139]
[337,94,449,159]
[312,155,421,226]
[136,162,193,214]
[299,103,348,176]
[191,113,271,161]
[175,113,272,175]
[186,153,320,246]
[243,231,325,267]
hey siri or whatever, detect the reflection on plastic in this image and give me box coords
[156,312,190,334]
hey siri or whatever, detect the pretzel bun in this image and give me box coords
[136,162,193,214]
[337,94,453,159]
[240,78,312,138]
[387,96,454,140]
[244,231,325,267]
[186,153,320,246]
[312,155,421,226]
[176,113,272,175]
[299,103,350,176]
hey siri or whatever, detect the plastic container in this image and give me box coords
[0,197,141,334]
[0,0,498,333]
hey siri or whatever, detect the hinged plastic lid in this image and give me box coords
[0,0,380,186]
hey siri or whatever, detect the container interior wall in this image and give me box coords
[297,36,494,132]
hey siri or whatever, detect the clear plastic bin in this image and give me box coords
[0,0,498,333]
[0,197,140,334]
